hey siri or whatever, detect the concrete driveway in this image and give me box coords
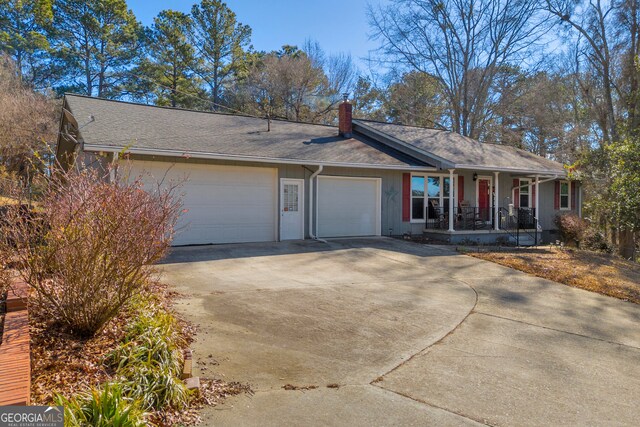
[160,238,640,426]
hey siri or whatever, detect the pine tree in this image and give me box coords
[138,10,203,108]
[190,0,252,109]
[0,0,53,87]
[50,0,142,97]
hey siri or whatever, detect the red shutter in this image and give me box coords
[402,173,411,222]
[457,175,464,204]
[554,181,560,210]
[513,179,520,208]
[571,182,576,210]
[532,182,536,209]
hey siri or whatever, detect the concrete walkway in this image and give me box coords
[160,238,640,426]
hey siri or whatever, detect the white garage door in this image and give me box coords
[127,160,277,245]
[317,176,381,238]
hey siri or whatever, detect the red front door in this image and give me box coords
[478,178,491,220]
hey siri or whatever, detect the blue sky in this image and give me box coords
[127,0,381,69]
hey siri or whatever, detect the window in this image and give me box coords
[519,179,530,208]
[283,184,299,211]
[411,176,425,219]
[411,174,454,221]
[442,176,451,217]
[560,181,570,210]
[427,176,440,219]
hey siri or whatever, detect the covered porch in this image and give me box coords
[409,169,566,245]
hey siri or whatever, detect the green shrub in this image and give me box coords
[55,383,146,427]
[107,307,191,411]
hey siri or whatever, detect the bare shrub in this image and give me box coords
[554,213,611,252]
[1,167,182,337]
[554,214,587,244]
[0,55,58,181]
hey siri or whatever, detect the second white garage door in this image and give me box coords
[317,176,381,238]
[127,160,277,245]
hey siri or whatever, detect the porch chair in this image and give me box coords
[458,200,485,229]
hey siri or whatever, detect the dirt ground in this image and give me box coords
[467,246,640,304]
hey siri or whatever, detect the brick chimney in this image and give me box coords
[338,93,352,138]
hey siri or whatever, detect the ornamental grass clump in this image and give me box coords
[107,305,191,411]
[1,167,182,337]
[55,382,147,427]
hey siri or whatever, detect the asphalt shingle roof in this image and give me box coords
[64,94,431,169]
[356,121,567,174]
[64,95,567,175]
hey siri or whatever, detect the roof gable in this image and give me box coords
[354,120,567,175]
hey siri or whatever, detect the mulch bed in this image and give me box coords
[29,280,250,425]
[467,246,640,304]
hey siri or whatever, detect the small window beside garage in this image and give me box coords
[283,184,299,212]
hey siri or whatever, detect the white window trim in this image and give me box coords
[559,180,571,211]
[410,173,457,223]
[519,179,532,208]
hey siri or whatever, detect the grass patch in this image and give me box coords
[467,246,640,304]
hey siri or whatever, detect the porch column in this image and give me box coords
[494,171,500,230]
[448,169,455,232]
[535,176,540,222]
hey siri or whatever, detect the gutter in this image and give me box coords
[109,152,119,183]
[82,144,436,172]
[456,164,567,176]
[512,176,559,191]
[308,165,323,239]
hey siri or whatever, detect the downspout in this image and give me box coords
[308,165,323,239]
[512,175,558,191]
[578,184,583,218]
[109,152,119,183]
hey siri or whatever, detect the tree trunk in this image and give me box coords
[98,40,106,98]
[629,0,640,132]
[618,229,636,258]
[213,55,220,110]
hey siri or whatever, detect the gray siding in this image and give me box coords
[111,154,579,243]
[121,154,413,239]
